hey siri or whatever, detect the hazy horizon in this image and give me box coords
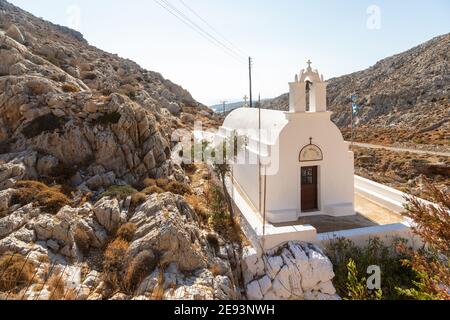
[8,0,450,105]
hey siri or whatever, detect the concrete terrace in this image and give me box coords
[226,174,414,251]
[275,194,404,233]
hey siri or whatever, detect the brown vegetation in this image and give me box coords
[74,226,91,255]
[116,223,137,242]
[141,178,191,196]
[12,180,71,214]
[353,147,449,201]
[103,238,130,291]
[61,83,80,93]
[398,179,450,300]
[0,252,35,292]
[124,250,157,294]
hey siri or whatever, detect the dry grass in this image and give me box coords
[0,252,35,292]
[142,185,164,195]
[74,226,91,255]
[47,269,65,300]
[185,194,209,224]
[116,223,137,242]
[0,253,34,292]
[166,181,191,195]
[150,267,165,300]
[131,192,147,206]
[124,250,157,294]
[143,178,157,187]
[61,83,80,93]
[12,180,71,214]
[103,239,130,290]
[209,264,223,277]
[141,178,191,196]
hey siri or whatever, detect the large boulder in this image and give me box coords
[93,197,125,233]
[127,193,205,271]
[242,241,338,300]
[6,24,25,44]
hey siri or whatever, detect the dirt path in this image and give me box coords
[349,142,450,157]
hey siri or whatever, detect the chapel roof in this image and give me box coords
[221,108,288,144]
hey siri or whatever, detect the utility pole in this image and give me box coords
[258,93,262,213]
[221,100,227,116]
[249,57,253,109]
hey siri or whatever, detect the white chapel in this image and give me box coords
[216,62,355,224]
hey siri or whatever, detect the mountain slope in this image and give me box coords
[0,0,220,186]
[0,0,241,301]
[262,33,450,148]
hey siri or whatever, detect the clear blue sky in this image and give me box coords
[9,0,450,105]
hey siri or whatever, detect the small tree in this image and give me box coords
[212,137,234,224]
[397,179,450,300]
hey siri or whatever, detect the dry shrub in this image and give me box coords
[398,179,450,300]
[131,192,147,206]
[103,239,130,290]
[12,180,71,214]
[150,268,165,300]
[166,181,191,195]
[209,264,222,277]
[61,83,80,93]
[0,252,35,292]
[185,194,209,224]
[74,226,90,255]
[124,250,158,294]
[155,178,169,189]
[143,178,157,187]
[141,179,190,196]
[47,269,65,300]
[116,223,137,242]
[142,185,164,195]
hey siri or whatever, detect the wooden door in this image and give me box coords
[301,166,318,212]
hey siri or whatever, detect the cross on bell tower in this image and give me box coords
[288,60,328,113]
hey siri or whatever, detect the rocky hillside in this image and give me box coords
[0,0,240,300]
[262,33,450,148]
[0,0,220,188]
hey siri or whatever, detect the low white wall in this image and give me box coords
[354,175,433,214]
[355,175,406,213]
[315,221,423,250]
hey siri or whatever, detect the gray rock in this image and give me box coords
[6,24,25,44]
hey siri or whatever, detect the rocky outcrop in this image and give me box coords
[0,188,239,300]
[242,242,339,300]
[0,0,219,189]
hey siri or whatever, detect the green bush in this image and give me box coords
[95,112,121,125]
[102,185,137,200]
[22,114,67,139]
[325,237,418,300]
[206,183,229,229]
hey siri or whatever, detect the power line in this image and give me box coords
[153,0,246,63]
[161,0,245,60]
[177,0,248,58]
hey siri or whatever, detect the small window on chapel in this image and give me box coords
[302,168,314,184]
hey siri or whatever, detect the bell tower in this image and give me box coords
[289,60,328,113]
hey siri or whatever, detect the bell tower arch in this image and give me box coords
[289,60,328,113]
